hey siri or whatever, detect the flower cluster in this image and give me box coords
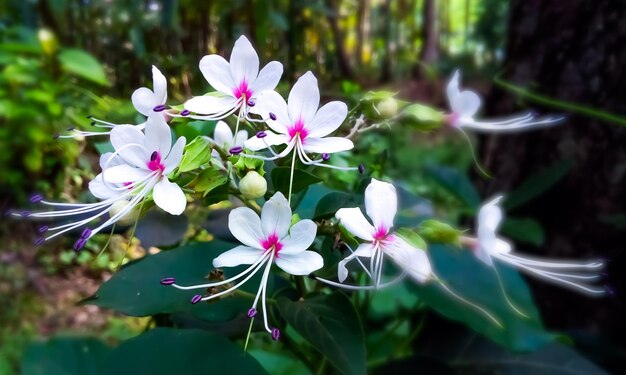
[13,35,606,343]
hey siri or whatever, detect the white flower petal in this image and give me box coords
[229,35,259,88]
[335,207,375,241]
[301,136,353,154]
[306,101,348,138]
[478,195,504,234]
[280,219,317,255]
[131,87,158,117]
[446,70,461,108]
[103,164,151,184]
[89,174,119,200]
[163,137,186,174]
[151,65,167,105]
[228,207,265,248]
[213,121,233,148]
[250,61,283,93]
[251,90,290,134]
[145,114,172,157]
[184,95,239,116]
[384,236,432,283]
[110,125,148,168]
[452,91,481,118]
[199,54,236,95]
[338,243,374,282]
[244,131,289,151]
[275,250,323,276]
[261,192,292,238]
[212,245,263,268]
[234,130,249,147]
[288,71,320,124]
[153,177,186,215]
[99,152,122,169]
[365,178,397,231]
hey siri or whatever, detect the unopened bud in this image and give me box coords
[239,171,267,200]
[376,97,398,119]
[108,200,140,226]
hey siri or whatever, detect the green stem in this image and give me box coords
[315,357,328,375]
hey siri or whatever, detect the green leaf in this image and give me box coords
[21,336,112,375]
[400,103,444,131]
[191,168,228,196]
[102,328,267,375]
[313,191,362,220]
[58,49,109,86]
[501,217,545,246]
[271,167,322,195]
[179,136,212,172]
[249,349,313,375]
[424,165,480,209]
[505,160,573,210]
[134,209,189,248]
[395,228,427,249]
[409,245,557,351]
[86,241,259,322]
[277,293,366,375]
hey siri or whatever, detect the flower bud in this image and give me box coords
[108,200,140,226]
[239,171,267,200]
[38,29,58,56]
[418,219,462,245]
[400,104,445,132]
[375,97,398,119]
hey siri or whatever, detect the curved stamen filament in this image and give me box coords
[498,253,603,269]
[315,271,407,291]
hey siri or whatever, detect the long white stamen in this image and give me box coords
[343,243,374,280]
[170,99,241,121]
[492,263,529,318]
[296,143,358,171]
[462,115,564,133]
[172,252,271,290]
[316,272,407,291]
[499,253,603,269]
[260,251,275,333]
[242,140,296,161]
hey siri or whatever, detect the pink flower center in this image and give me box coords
[261,233,283,255]
[288,118,308,141]
[373,226,388,241]
[123,182,133,190]
[445,112,460,127]
[147,151,165,172]
[233,79,253,100]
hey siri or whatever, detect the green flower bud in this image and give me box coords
[38,29,58,56]
[108,200,141,226]
[418,219,462,245]
[239,171,267,199]
[400,103,445,132]
[375,97,398,119]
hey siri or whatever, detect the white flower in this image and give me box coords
[60,66,169,138]
[165,192,322,339]
[183,36,283,121]
[243,71,356,171]
[469,196,605,296]
[325,179,431,288]
[204,120,248,162]
[19,114,186,251]
[445,70,563,132]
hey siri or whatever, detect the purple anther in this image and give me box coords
[73,238,87,252]
[38,225,49,233]
[20,210,31,218]
[322,153,330,161]
[358,163,365,174]
[160,277,176,285]
[91,121,97,126]
[153,104,167,112]
[29,194,43,203]
[605,285,616,296]
[66,126,75,131]
[247,308,257,318]
[229,146,243,155]
[256,131,267,138]
[191,294,203,304]
[34,237,45,246]
[269,112,277,121]
[150,151,158,161]
[180,109,191,116]
[247,100,255,107]
[86,115,93,119]
[53,133,60,140]
[80,227,92,239]
[271,328,281,341]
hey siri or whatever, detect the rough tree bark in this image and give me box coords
[481,0,626,350]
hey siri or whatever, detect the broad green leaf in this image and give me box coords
[86,241,262,322]
[134,209,189,248]
[313,191,363,220]
[102,328,267,375]
[501,217,545,246]
[409,245,557,351]
[505,160,573,210]
[294,184,339,219]
[179,136,212,172]
[271,167,323,195]
[191,168,228,196]
[21,337,112,375]
[58,49,109,86]
[424,165,480,209]
[277,292,366,375]
[249,349,313,375]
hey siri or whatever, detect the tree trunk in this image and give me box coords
[413,0,438,78]
[325,0,354,79]
[481,0,626,348]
